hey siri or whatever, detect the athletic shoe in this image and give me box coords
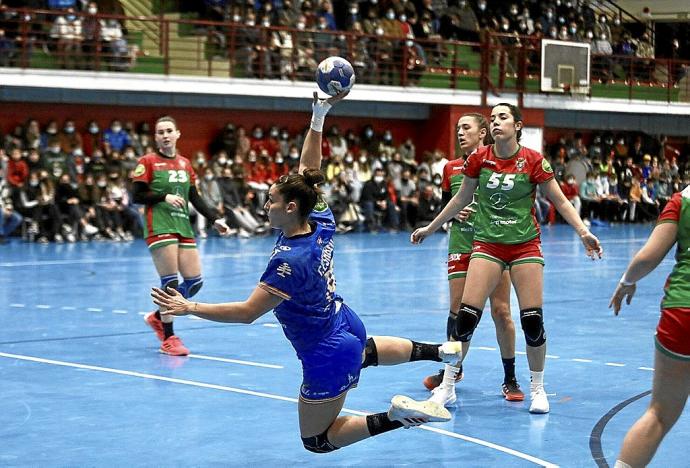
[144,311,165,342]
[387,395,451,427]
[428,383,457,407]
[438,341,463,362]
[423,366,464,391]
[159,335,189,356]
[83,223,99,236]
[529,385,550,414]
[501,378,525,401]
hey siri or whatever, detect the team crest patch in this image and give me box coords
[541,158,553,173]
[277,262,292,278]
[133,164,146,177]
[516,157,526,171]
[314,197,328,212]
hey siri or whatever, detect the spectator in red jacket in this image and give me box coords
[6,148,29,194]
[560,173,582,216]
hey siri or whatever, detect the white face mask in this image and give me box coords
[289,151,299,159]
[218,158,227,165]
[88,7,97,14]
[297,22,305,30]
[374,176,384,183]
[359,157,367,164]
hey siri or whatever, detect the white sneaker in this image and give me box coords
[387,395,451,427]
[438,341,463,363]
[83,223,98,236]
[428,383,457,407]
[529,385,550,414]
[54,233,64,243]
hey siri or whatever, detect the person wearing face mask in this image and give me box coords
[196,167,225,239]
[327,125,347,160]
[55,172,99,241]
[103,120,131,153]
[16,171,52,243]
[538,8,556,33]
[356,152,372,183]
[559,173,582,216]
[51,8,82,69]
[360,167,399,231]
[81,2,105,70]
[59,119,82,154]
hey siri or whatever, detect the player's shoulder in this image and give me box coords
[446,157,466,170]
[519,146,544,162]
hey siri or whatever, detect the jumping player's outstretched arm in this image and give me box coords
[609,222,677,314]
[541,178,603,259]
[410,176,478,243]
[298,91,349,173]
[152,286,283,324]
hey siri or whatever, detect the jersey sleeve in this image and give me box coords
[132,156,153,184]
[182,156,197,185]
[530,152,555,184]
[658,192,682,224]
[441,160,453,191]
[259,254,303,301]
[308,197,336,226]
[463,152,483,178]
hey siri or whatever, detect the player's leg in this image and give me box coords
[361,336,462,368]
[509,261,548,413]
[616,348,690,467]
[489,270,524,401]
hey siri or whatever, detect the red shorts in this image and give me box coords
[145,233,196,251]
[656,307,690,359]
[447,253,471,279]
[470,238,544,269]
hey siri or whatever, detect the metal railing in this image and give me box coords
[0,8,687,104]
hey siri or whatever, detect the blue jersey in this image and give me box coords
[259,203,342,355]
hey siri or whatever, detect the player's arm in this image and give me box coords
[609,222,677,314]
[299,91,349,173]
[411,176,477,243]
[152,285,282,324]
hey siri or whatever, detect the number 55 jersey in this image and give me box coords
[463,145,554,244]
[132,152,196,238]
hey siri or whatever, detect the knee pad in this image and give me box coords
[361,337,378,369]
[160,274,179,292]
[520,307,546,347]
[455,303,483,342]
[446,312,458,341]
[179,275,203,298]
[302,430,339,453]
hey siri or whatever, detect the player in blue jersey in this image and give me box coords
[151,92,462,453]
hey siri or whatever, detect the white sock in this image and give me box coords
[530,370,544,389]
[614,461,632,468]
[441,364,460,388]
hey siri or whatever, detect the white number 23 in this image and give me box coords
[168,170,188,183]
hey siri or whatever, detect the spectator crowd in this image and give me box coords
[2,116,688,244]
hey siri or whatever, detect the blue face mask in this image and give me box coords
[66,15,77,21]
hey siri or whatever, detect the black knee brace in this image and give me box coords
[361,337,378,369]
[520,307,546,347]
[455,303,483,342]
[446,312,458,341]
[302,430,339,453]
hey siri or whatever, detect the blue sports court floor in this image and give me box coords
[0,224,687,467]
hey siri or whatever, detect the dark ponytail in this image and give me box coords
[276,168,325,220]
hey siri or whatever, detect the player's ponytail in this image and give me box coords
[276,169,326,220]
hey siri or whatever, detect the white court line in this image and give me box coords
[61,306,76,310]
[639,367,655,371]
[36,305,51,309]
[0,351,558,467]
[188,354,283,369]
[475,346,497,351]
[262,323,280,328]
[112,310,128,314]
[87,308,103,312]
[605,362,626,367]
[10,303,25,308]
[545,355,560,359]
[571,358,593,363]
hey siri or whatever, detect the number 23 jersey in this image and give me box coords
[464,145,554,244]
[132,152,196,238]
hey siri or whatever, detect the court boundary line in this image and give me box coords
[589,390,652,468]
[0,351,558,467]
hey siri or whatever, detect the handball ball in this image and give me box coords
[315,56,355,96]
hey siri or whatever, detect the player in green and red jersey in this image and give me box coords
[132,116,229,356]
[412,103,602,414]
[610,186,690,468]
[423,113,524,405]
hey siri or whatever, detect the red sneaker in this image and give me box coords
[501,378,525,401]
[159,335,189,356]
[423,367,464,391]
[144,311,165,342]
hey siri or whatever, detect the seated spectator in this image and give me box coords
[217,166,265,237]
[579,171,601,221]
[82,2,104,70]
[19,170,63,243]
[100,18,129,71]
[627,177,643,222]
[415,184,441,228]
[0,179,23,243]
[50,8,82,69]
[59,119,82,154]
[397,168,418,230]
[534,184,553,225]
[55,172,98,241]
[103,120,130,153]
[359,167,399,231]
[5,147,29,198]
[560,173,581,216]
[0,28,15,67]
[639,177,660,221]
[194,166,224,238]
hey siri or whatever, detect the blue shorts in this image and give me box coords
[299,302,367,402]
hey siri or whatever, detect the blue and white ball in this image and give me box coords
[315,56,355,96]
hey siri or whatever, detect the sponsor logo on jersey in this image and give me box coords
[314,197,328,212]
[516,157,526,171]
[482,159,497,166]
[448,253,464,261]
[542,158,553,173]
[276,262,292,278]
[489,192,509,209]
[154,162,167,167]
[133,164,146,177]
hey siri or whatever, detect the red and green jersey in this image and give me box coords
[442,157,474,254]
[132,152,196,238]
[463,145,554,244]
[658,190,690,308]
